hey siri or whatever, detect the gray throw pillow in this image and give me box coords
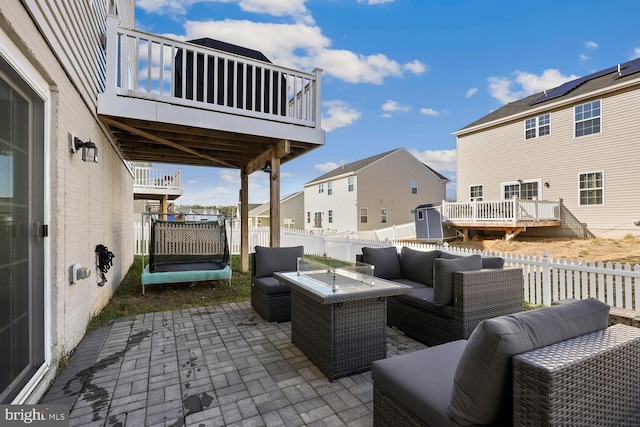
[432,255,482,307]
[448,298,610,425]
[439,252,464,260]
[362,246,402,279]
[399,247,441,286]
[254,245,304,278]
[481,257,505,269]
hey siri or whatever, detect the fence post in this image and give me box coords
[542,251,551,306]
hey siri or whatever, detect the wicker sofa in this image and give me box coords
[359,246,524,346]
[372,298,640,426]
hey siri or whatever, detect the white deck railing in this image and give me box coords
[133,166,181,191]
[441,197,561,222]
[104,16,322,128]
[132,223,640,311]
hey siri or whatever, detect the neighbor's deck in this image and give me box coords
[441,198,562,240]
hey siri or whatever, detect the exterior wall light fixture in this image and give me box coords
[71,136,98,163]
[263,160,272,173]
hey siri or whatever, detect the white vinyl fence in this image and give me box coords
[133,223,640,311]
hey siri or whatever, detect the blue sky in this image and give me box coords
[135,0,640,206]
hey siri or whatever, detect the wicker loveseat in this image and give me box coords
[372,298,640,426]
[359,246,524,346]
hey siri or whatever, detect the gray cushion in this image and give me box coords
[396,287,454,319]
[362,247,402,280]
[482,256,505,269]
[372,340,467,427]
[253,245,304,278]
[399,247,441,285]
[432,255,482,307]
[252,276,291,295]
[448,298,610,425]
[439,252,464,260]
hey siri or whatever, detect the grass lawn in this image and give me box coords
[88,255,252,331]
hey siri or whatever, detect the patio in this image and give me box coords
[41,301,425,426]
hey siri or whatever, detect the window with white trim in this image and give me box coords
[328,210,333,223]
[525,113,550,139]
[360,208,368,224]
[348,176,354,192]
[327,181,332,195]
[579,171,603,205]
[307,212,310,223]
[411,180,418,194]
[470,185,483,201]
[284,218,295,228]
[318,183,324,193]
[575,100,601,137]
[380,208,387,223]
[417,210,424,220]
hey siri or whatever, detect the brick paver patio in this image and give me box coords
[41,301,425,426]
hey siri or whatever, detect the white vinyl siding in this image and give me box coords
[456,87,640,237]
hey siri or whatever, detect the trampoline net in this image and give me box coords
[149,219,230,273]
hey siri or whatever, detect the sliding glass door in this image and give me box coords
[0,62,45,403]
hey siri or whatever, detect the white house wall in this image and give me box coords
[457,87,640,238]
[304,175,358,232]
[1,0,135,402]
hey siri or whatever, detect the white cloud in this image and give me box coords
[137,0,312,23]
[382,100,410,112]
[631,48,640,59]
[321,100,361,132]
[579,54,590,61]
[180,15,421,84]
[488,69,578,104]
[585,41,598,50]
[409,149,456,174]
[315,162,339,172]
[403,60,427,74]
[420,108,439,116]
[465,87,478,98]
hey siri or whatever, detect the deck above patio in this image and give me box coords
[441,197,562,240]
[97,16,324,169]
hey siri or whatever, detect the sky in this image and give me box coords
[134,0,640,206]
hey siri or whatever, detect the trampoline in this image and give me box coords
[141,213,232,294]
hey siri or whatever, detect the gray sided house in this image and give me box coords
[2,0,323,403]
[303,148,448,233]
[454,58,640,239]
[248,191,304,229]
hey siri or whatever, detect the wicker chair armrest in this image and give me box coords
[452,267,524,339]
[513,324,640,426]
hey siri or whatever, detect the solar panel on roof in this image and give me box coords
[618,59,640,78]
[530,64,619,106]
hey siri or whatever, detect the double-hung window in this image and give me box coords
[525,113,550,139]
[348,176,354,192]
[318,183,324,193]
[579,171,603,205]
[327,181,332,195]
[360,208,368,224]
[411,180,418,194]
[575,100,601,137]
[470,185,483,201]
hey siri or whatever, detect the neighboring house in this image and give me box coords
[1,0,322,403]
[454,57,640,238]
[248,191,304,228]
[303,148,448,233]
